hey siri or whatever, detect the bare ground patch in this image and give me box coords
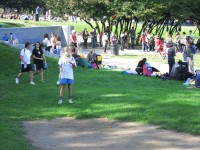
[23,118,200,150]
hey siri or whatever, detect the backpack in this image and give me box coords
[176,61,189,81]
[170,64,179,78]
[143,63,152,76]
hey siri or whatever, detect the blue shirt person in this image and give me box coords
[2,34,9,41]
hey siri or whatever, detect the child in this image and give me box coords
[58,47,76,104]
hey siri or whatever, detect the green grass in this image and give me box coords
[0,19,92,33]
[0,44,200,149]
[1,19,199,40]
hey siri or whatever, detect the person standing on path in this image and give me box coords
[15,42,35,85]
[32,42,47,83]
[120,32,125,51]
[130,27,136,49]
[82,28,89,49]
[146,31,151,51]
[140,32,147,52]
[70,30,77,47]
[167,43,176,74]
[90,29,97,50]
[102,32,108,53]
[183,40,196,74]
[58,47,76,104]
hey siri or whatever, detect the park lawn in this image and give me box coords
[0,44,200,149]
[0,19,92,33]
[0,19,199,40]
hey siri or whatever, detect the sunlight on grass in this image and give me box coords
[0,43,200,149]
[100,94,125,97]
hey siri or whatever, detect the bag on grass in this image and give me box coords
[143,62,152,76]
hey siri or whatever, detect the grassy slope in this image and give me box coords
[0,44,200,149]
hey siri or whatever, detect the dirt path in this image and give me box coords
[23,117,200,150]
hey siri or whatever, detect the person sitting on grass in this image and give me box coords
[135,58,160,75]
[2,33,9,42]
[58,47,76,104]
[135,58,147,75]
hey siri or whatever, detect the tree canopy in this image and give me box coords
[1,0,200,41]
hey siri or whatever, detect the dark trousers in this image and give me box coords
[35,14,39,21]
[83,39,88,48]
[131,36,135,48]
[168,60,175,74]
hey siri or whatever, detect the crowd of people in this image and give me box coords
[5,27,198,106]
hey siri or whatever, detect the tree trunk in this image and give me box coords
[83,18,94,29]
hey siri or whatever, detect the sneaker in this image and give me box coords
[41,80,45,83]
[58,99,62,104]
[68,99,73,104]
[15,78,19,84]
[30,81,35,85]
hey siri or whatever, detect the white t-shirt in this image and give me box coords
[102,34,108,46]
[58,55,76,79]
[20,48,32,64]
[56,41,62,49]
[146,34,150,43]
[43,38,51,47]
[190,34,194,41]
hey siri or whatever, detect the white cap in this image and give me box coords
[72,30,76,33]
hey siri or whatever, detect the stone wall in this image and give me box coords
[0,25,74,46]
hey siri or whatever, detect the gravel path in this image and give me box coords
[23,118,200,150]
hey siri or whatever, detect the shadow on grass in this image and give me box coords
[0,43,200,149]
[1,22,25,28]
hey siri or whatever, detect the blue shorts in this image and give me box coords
[59,78,74,85]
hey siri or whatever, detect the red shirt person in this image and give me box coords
[140,33,147,52]
[70,30,77,47]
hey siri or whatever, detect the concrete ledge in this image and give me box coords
[0,25,74,46]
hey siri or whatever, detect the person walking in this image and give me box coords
[32,42,47,83]
[58,47,76,104]
[15,42,35,84]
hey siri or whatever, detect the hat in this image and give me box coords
[189,30,192,32]
[154,35,158,38]
[72,30,76,33]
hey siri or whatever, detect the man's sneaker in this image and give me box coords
[68,99,73,104]
[58,99,63,104]
[41,80,45,83]
[30,81,35,85]
[15,78,19,84]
